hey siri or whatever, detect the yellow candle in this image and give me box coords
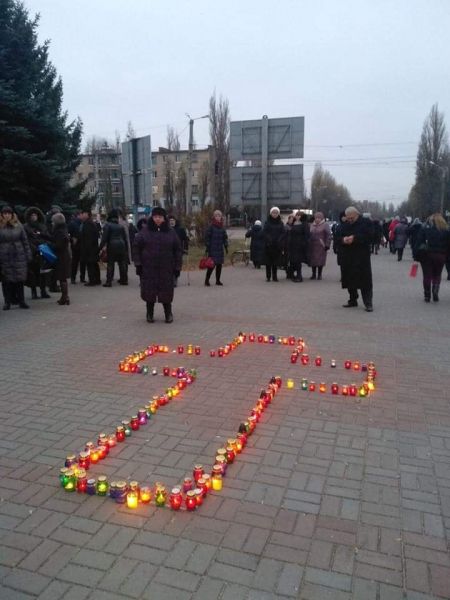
[287,378,294,389]
[126,491,138,509]
[212,474,223,491]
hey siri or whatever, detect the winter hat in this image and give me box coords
[1,205,13,214]
[51,212,66,226]
[254,220,262,226]
[270,206,280,217]
[152,206,167,218]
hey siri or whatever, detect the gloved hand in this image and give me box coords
[135,265,143,276]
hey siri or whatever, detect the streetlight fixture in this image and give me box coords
[428,161,448,214]
[185,114,209,214]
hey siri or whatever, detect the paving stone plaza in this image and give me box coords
[1,247,450,600]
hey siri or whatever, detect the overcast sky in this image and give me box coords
[25,0,450,206]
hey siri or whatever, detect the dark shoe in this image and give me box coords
[343,301,358,308]
[266,278,271,282]
[317,275,322,280]
[424,297,431,303]
[205,281,210,287]
[432,285,440,302]
[163,303,173,323]
[102,283,112,287]
[216,281,223,286]
[40,291,51,299]
[165,313,173,323]
[273,277,278,282]
[310,275,316,280]
[119,281,128,286]
[146,302,154,323]
[365,305,373,312]
[3,303,11,311]
[31,289,38,300]
[57,298,70,305]
[19,302,30,309]
[146,314,154,323]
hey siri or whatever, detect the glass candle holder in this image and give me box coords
[319,382,326,393]
[248,416,257,433]
[122,420,132,436]
[218,348,224,357]
[116,425,125,442]
[202,474,212,491]
[315,356,322,367]
[287,378,294,389]
[59,467,69,487]
[140,486,152,504]
[301,354,309,365]
[249,333,256,342]
[330,359,337,368]
[237,432,247,448]
[90,448,100,464]
[96,476,109,496]
[107,434,117,448]
[76,470,87,493]
[115,481,127,504]
[212,465,223,491]
[195,488,203,506]
[342,385,349,396]
[154,483,167,507]
[177,345,184,354]
[353,361,361,371]
[65,454,77,468]
[183,477,193,493]
[151,368,158,376]
[290,353,298,364]
[185,490,197,510]
[130,416,139,431]
[78,451,90,470]
[193,465,204,482]
[197,478,208,497]
[226,446,235,464]
[349,384,357,397]
[344,360,352,370]
[210,349,216,357]
[331,383,339,395]
[163,366,170,377]
[98,444,108,460]
[64,469,76,492]
[169,487,182,510]
[309,381,316,392]
[301,378,308,390]
[215,456,227,476]
[194,346,201,355]
[126,490,138,509]
[187,344,193,355]
[86,478,96,495]
[138,409,147,425]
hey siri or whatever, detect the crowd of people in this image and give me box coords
[1,202,449,320]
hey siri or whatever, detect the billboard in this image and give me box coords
[122,135,152,208]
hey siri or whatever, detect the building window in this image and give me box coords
[153,171,157,178]
[192,185,199,194]
[88,156,94,165]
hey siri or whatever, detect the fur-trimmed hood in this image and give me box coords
[25,206,46,224]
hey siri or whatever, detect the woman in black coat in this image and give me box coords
[204,210,228,286]
[288,212,310,282]
[49,213,71,305]
[245,220,265,269]
[416,213,450,302]
[263,206,285,282]
[23,206,51,299]
[133,207,182,323]
[99,209,128,287]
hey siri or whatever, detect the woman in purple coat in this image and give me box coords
[132,207,182,323]
[308,212,332,279]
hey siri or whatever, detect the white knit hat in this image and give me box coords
[270,206,280,216]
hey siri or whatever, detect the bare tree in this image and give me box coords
[84,135,111,153]
[166,126,181,151]
[175,160,187,215]
[209,91,230,214]
[198,160,209,209]
[164,157,175,213]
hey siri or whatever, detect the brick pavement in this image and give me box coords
[0,246,450,599]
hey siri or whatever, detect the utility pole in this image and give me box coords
[261,115,269,220]
[185,113,209,215]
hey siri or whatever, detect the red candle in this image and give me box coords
[169,487,183,510]
[275,376,282,388]
[210,350,216,357]
[226,446,235,463]
[183,477,193,493]
[218,348,224,357]
[193,465,204,482]
[309,381,316,392]
[249,333,256,342]
[185,490,197,510]
[116,426,125,442]
[344,360,352,369]
[349,384,357,396]
[331,383,339,395]
[195,346,201,355]
[290,353,298,364]
[353,361,361,371]
[301,354,309,365]
[195,488,204,506]
[257,334,264,343]
[289,336,296,345]
[78,452,90,470]
[237,432,247,448]
[76,473,87,493]
[177,345,184,354]
[130,416,139,431]
[163,367,170,376]
[107,435,117,448]
[315,356,322,367]
[342,385,349,396]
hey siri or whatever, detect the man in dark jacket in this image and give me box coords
[79,209,101,286]
[335,207,374,312]
[68,211,85,283]
[99,209,128,287]
[168,215,189,287]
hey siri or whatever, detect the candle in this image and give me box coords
[96,476,109,496]
[107,434,117,448]
[301,354,309,365]
[90,448,100,464]
[315,356,322,367]
[195,488,204,506]
[65,454,77,468]
[237,432,247,448]
[86,478,96,495]
[122,420,132,436]
[226,446,235,463]
[212,465,223,491]
[319,382,327,393]
[331,383,339,395]
[140,486,152,504]
[183,477,193,493]
[59,467,69,487]
[177,345,184,354]
[309,381,316,392]
[215,456,228,476]
[342,385,349,396]
[78,451,90,470]
[155,483,167,507]
[76,470,87,493]
[169,487,182,510]
[115,481,127,504]
[187,344,193,355]
[195,346,201,355]
[193,465,204,482]
[288,336,296,345]
[269,335,276,344]
[249,333,256,342]
[197,477,208,497]
[301,378,308,390]
[257,334,264,343]
[64,469,75,492]
[185,490,197,511]
[274,376,282,388]
[138,409,147,425]
[163,366,170,376]
[353,361,361,371]
[287,378,294,389]
[126,490,138,509]
[248,415,257,433]
[210,350,216,357]
[116,425,126,442]
[349,384,357,397]
[330,359,337,368]
[235,438,243,453]
[218,348,224,357]
[344,360,352,370]
[358,385,367,397]
[130,416,139,431]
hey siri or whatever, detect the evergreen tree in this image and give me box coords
[0,0,83,211]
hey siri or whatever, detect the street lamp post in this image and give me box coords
[429,161,448,214]
[185,113,209,215]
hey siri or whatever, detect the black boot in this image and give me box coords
[310,267,317,280]
[317,267,323,280]
[432,284,440,302]
[40,287,51,299]
[17,283,29,309]
[163,303,173,323]
[424,283,431,303]
[31,287,38,300]
[57,281,70,305]
[146,302,154,323]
